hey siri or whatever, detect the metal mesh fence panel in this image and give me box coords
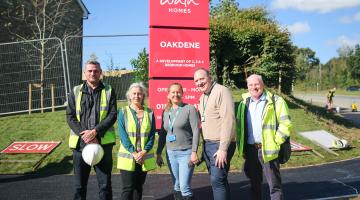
[0,38,67,115]
[64,34,148,100]
[64,36,83,91]
[102,73,134,100]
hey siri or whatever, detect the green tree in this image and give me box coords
[348,44,360,81]
[210,0,295,93]
[131,48,149,86]
[294,47,320,81]
[337,45,353,58]
[323,57,348,88]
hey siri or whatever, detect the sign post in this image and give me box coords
[149,0,209,129]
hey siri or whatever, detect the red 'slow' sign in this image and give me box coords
[1,141,61,154]
[149,28,209,78]
[150,0,209,28]
[148,79,202,129]
[290,141,312,152]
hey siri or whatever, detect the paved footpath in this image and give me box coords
[1,158,360,200]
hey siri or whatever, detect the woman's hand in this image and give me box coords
[132,152,139,161]
[135,150,147,165]
[156,154,164,167]
[190,152,199,165]
[136,158,144,165]
[137,150,147,160]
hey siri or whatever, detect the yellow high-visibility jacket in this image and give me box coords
[117,106,156,171]
[236,90,293,163]
[68,84,116,149]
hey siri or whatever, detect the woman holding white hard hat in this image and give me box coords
[117,82,156,200]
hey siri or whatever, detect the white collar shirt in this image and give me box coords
[247,92,266,144]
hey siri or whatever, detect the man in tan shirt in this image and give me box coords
[193,68,236,200]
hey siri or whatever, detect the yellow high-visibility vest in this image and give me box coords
[68,84,115,149]
[117,106,156,171]
[236,90,293,163]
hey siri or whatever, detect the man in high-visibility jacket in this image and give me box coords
[66,60,117,200]
[236,74,292,200]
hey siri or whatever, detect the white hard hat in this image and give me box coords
[340,139,349,148]
[82,143,104,166]
[332,139,349,149]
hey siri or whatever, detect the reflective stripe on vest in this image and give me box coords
[117,106,156,172]
[68,83,115,149]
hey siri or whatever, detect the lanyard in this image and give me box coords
[201,95,209,119]
[168,107,181,134]
[201,82,216,121]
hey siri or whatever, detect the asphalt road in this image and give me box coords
[294,93,360,127]
[1,158,360,200]
[293,93,360,108]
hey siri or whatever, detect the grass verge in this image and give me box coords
[0,94,359,175]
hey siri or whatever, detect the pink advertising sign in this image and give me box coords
[150,0,209,28]
[149,28,209,78]
[148,79,202,129]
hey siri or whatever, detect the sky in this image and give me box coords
[82,0,360,70]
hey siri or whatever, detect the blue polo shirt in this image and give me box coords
[247,92,266,144]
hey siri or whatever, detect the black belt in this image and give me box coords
[249,143,262,149]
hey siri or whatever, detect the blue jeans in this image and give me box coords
[203,141,236,200]
[166,149,194,197]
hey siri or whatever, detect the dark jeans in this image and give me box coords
[244,144,283,200]
[203,141,236,200]
[120,163,147,200]
[73,145,113,200]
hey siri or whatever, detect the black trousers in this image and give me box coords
[73,145,113,200]
[120,163,147,200]
[243,144,283,200]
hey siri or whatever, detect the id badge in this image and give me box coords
[167,134,176,142]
